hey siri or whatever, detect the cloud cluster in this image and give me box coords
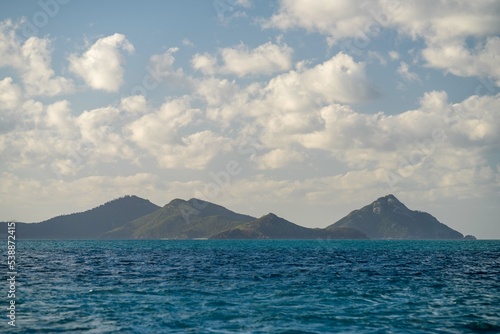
[264,0,500,85]
[0,0,499,236]
[0,19,74,96]
[0,22,137,96]
[125,98,231,169]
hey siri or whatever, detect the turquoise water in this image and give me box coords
[6,240,500,333]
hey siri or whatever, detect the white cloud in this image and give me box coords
[182,38,194,47]
[294,91,500,189]
[120,95,148,114]
[0,19,74,96]
[194,77,239,106]
[388,51,400,60]
[149,47,183,79]
[191,52,379,150]
[300,52,378,103]
[255,148,306,170]
[0,77,22,110]
[0,99,81,173]
[234,0,251,7]
[0,19,23,68]
[76,105,135,163]
[20,37,74,96]
[255,148,306,169]
[367,51,386,65]
[208,94,500,210]
[125,98,231,169]
[191,53,218,76]
[262,0,377,45]
[246,52,378,143]
[265,0,500,45]
[422,37,500,86]
[397,61,421,82]
[45,100,73,133]
[387,0,500,44]
[156,130,231,169]
[125,98,198,147]
[68,33,134,92]
[264,0,500,84]
[192,41,293,77]
[220,42,293,77]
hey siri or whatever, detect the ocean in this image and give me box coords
[6,240,500,333]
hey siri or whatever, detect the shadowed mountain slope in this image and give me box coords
[5,195,160,239]
[327,194,465,239]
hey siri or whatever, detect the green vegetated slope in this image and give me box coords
[211,213,367,239]
[103,198,256,239]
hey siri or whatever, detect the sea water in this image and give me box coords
[5,240,500,333]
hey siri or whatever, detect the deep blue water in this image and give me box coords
[4,240,500,333]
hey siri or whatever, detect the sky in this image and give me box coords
[0,0,499,239]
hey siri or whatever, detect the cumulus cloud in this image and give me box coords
[192,41,293,77]
[0,20,23,68]
[156,130,231,169]
[120,95,148,114]
[265,0,500,44]
[423,37,500,86]
[295,91,500,190]
[191,53,218,76]
[209,91,500,205]
[219,42,293,77]
[0,99,80,174]
[125,98,231,169]
[245,52,379,144]
[191,52,379,150]
[194,77,240,106]
[262,0,377,45]
[264,0,500,84]
[0,19,74,96]
[299,52,378,103]
[69,33,134,92]
[149,47,183,79]
[20,37,75,96]
[387,0,500,44]
[0,77,22,110]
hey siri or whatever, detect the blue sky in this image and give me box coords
[1,0,499,238]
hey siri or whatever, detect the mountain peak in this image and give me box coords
[370,194,409,215]
[14,195,161,239]
[262,213,278,219]
[165,198,187,207]
[384,194,399,201]
[328,195,465,239]
[375,194,402,204]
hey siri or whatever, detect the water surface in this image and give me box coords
[8,240,500,333]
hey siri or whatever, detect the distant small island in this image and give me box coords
[1,194,475,240]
